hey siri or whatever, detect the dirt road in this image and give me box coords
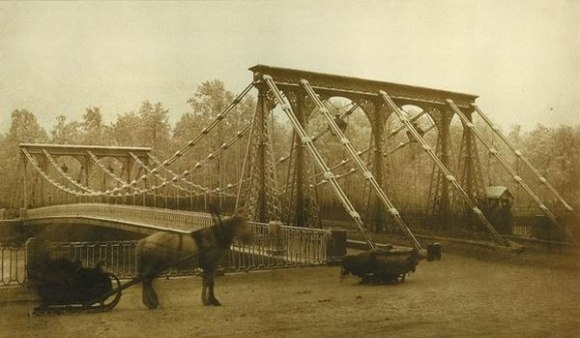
[1,252,579,337]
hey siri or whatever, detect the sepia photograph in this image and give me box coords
[0,1,578,337]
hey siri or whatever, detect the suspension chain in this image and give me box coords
[447,100,565,235]
[472,104,574,213]
[42,150,94,193]
[302,80,422,251]
[264,75,377,249]
[380,91,510,247]
[111,82,255,192]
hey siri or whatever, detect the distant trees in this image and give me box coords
[137,101,172,156]
[51,115,82,144]
[0,80,577,222]
[0,109,49,208]
[6,109,48,145]
[109,112,141,147]
[520,124,580,209]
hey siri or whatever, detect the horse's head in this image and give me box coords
[224,215,253,245]
[210,206,253,245]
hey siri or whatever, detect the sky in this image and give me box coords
[0,0,578,134]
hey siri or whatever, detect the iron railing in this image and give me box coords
[0,243,26,286]
[26,203,214,232]
[45,225,330,279]
[0,204,335,285]
[16,221,332,282]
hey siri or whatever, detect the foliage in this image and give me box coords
[0,81,577,241]
[0,110,49,208]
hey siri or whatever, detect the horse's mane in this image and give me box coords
[191,215,245,250]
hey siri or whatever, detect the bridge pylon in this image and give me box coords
[427,107,455,230]
[236,86,282,223]
[455,108,488,229]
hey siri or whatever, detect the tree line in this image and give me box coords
[0,80,578,224]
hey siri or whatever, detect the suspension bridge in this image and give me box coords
[1,65,578,284]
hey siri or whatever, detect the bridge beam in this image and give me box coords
[250,64,478,109]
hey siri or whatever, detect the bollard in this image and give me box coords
[427,242,442,261]
[267,221,284,255]
[326,228,347,266]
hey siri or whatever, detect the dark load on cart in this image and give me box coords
[339,209,442,284]
[28,258,122,313]
[341,242,441,284]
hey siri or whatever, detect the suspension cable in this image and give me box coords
[130,153,199,194]
[146,153,209,193]
[302,80,422,251]
[87,151,145,194]
[113,81,255,192]
[447,99,573,242]
[22,149,88,197]
[42,150,94,193]
[472,104,574,213]
[380,91,512,248]
[263,75,377,249]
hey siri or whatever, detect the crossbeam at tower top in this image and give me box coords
[250,64,478,109]
[19,143,152,159]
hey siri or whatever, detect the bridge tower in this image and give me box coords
[237,84,281,223]
[356,98,389,233]
[276,90,320,227]
[427,107,454,229]
[455,108,487,228]
[248,65,510,245]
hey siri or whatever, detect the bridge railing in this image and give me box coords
[15,205,337,282]
[26,203,214,232]
[34,225,331,279]
[0,243,26,286]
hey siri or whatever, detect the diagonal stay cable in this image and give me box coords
[263,74,377,250]
[380,91,515,249]
[472,104,575,214]
[302,80,423,252]
[447,100,575,243]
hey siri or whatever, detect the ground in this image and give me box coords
[0,250,579,338]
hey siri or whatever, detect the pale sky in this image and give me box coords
[0,0,578,133]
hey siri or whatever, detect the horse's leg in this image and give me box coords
[138,259,160,310]
[201,273,210,306]
[202,271,221,306]
[141,275,159,309]
[207,272,221,306]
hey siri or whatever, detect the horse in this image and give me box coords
[136,212,251,309]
